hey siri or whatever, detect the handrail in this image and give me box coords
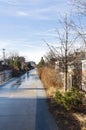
[0,70,12,84]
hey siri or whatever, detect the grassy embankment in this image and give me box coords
[38,67,86,130]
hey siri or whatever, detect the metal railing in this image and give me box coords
[0,70,12,84]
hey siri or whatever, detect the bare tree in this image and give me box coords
[56,15,75,91]
[72,0,86,15]
[45,15,78,92]
[71,0,86,46]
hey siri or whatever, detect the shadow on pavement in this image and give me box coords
[0,96,58,130]
[36,98,58,130]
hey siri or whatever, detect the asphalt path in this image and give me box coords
[0,68,58,130]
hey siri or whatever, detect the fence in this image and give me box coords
[0,70,12,84]
[81,83,86,92]
[59,72,86,92]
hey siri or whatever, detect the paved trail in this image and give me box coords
[0,69,58,130]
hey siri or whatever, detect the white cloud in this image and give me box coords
[0,41,11,48]
[16,10,46,19]
[17,11,28,16]
[8,42,44,49]
[0,0,45,6]
[19,50,46,63]
[0,0,71,20]
[35,32,58,38]
[0,0,19,5]
[0,39,47,63]
[15,6,57,19]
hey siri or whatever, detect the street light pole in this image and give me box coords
[3,48,5,64]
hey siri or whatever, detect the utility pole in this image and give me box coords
[3,48,5,64]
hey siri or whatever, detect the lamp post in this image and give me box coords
[3,48,5,65]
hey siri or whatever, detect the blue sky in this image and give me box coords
[0,0,84,63]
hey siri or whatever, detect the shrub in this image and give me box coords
[38,67,63,89]
[55,91,63,104]
[55,88,85,110]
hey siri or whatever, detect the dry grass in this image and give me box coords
[38,67,63,97]
[73,113,86,130]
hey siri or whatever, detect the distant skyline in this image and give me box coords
[0,0,85,63]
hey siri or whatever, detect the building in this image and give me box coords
[55,49,86,91]
[81,60,86,91]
